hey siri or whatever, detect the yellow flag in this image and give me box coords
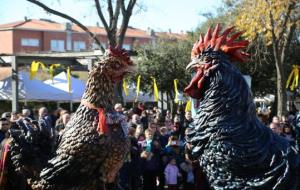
[286,65,299,91]
[30,61,47,80]
[123,79,129,96]
[135,75,141,101]
[67,67,71,94]
[30,61,40,80]
[174,79,179,103]
[49,64,61,83]
[185,100,191,112]
[151,76,159,102]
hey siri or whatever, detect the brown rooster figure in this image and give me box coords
[0,47,133,190]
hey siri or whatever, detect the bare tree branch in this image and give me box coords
[118,0,137,46]
[120,0,126,15]
[111,0,121,31]
[280,22,296,64]
[94,0,110,33]
[277,1,296,47]
[107,0,114,27]
[26,0,105,53]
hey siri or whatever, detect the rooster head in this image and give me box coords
[95,46,135,83]
[184,24,249,99]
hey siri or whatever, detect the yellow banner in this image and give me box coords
[174,79,179,103]
[123,79,129,96]
[286,65,299,91]
[135,75,141,101]
[30,61,46,80]
[67,67,71,94]
[185,100,191,112]
[49,64,61,83]
[151,76,159,102]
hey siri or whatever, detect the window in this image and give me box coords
[73,41,86,51]
[92,42,106,50]
[51,40,65,52]
[122,44,131,50]
[21,38,39,47]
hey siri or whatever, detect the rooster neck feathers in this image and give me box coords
[186,25,298,190]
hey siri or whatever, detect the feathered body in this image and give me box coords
[185,25,299,190]
[1,47,132,190]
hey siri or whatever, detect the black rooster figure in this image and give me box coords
[184,24,300,190]
[0,47,133,190]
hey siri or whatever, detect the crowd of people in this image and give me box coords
[0,102,299,190]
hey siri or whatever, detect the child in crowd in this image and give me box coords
[164,157,181,190]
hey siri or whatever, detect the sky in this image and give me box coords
[0,0,223,33]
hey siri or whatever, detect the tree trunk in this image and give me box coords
[275,60,287,117]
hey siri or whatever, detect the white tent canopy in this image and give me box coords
[0,72,72,101]
[44,72,86,102]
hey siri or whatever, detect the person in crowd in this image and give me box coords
[164,157,181,190]
[119,126,143,190]
[129,114,141,129]
[272,116,280,124]
[269,122,282,136]
[149,121,161,143]
[170,116,182,138]
[49,107,63,127]
[165,110,173,131]
[159,127,170,148]
[0,117,10,143]
[9,111,19,122]
[140,110,149,129]
[38,107,55,140]
[136,124,146,149]
[182,111,193,141]
[55,111,70,134]
[114,103,123,113]
[164,136,184,166]
[133,102,144,116]
[180,158,195,190]
[141,129,161,190]
[1,112,11,122]
[22,109,31,118]
[282,123,295,142]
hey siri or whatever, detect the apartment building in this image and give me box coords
[0,18,159,54]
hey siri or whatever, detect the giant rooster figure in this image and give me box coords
[184,24,300,190]
[0,47,133,190]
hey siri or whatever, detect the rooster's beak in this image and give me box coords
[186,59,199,70]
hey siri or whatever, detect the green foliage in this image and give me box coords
[130,39,192,98]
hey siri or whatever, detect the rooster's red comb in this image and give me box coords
[108,46,133,65]
[191,24,250,62]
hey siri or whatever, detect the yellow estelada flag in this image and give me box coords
[30,61,46,80]
[174,79,179,103]
[123,79,129,96]
[135,75,141,101]
[150,76,159,102]
[67,67,71,94]
[185,99,191,112]
[286,65,299,91]
[49,64,61,83]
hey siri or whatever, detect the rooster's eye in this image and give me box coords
[204,57,212,63]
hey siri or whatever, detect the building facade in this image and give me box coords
[0,19,159,54]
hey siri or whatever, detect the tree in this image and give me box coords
[26,0,140,103]
[235,0,300,116]
[133,37,192,109]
